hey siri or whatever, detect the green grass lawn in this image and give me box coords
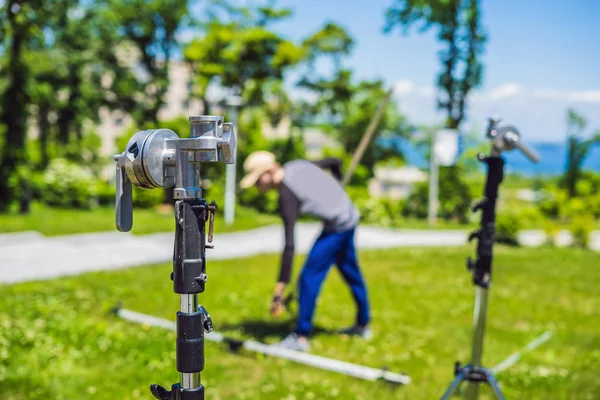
[0,202,280,236]
[1,246,599,399]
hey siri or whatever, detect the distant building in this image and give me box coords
[368,165,427,199]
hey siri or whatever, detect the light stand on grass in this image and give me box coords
[114,116,236,400]
[440,118,540,400]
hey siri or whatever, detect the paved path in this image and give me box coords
[1,224,598,284]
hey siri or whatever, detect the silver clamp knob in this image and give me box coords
[198,305,213,333]
[485,116,540,163]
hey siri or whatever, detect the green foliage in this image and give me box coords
[321,146,369,186]
[587,194,600,219]
[346,186,406,227]
[203,178,225,206]
[384,0,487,130]
[235,108,270,179]
[561,109,600,197]
[538,188,568,219]
[132,187,163,209]
[570,215,594,249]
[362,197,405,227]
[185,3,304,115]
[404,166,472,223]
[96,181,116,207]
[538,176,600,221]
[543,219,561,247]
[114,116,190,158]
[238,186,279,214]
[40,158,98,209]
[106,0,190,125]
[6,164,34,203]
[403,183,428,219]
[302,22,355,64]
[298,70,409,179]
[0,0,40,210]
[496,211,522,246]
[268,134,306,165]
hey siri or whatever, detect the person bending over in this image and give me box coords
[239,151,371,351]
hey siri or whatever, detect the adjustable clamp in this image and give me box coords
[114,116,235,232]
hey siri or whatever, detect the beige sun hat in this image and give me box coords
[239,151,277,189]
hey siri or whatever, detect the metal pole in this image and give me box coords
[464,286,489,400]
[342,88,393,187]
[224,96,242,225]
[179,293,200,389]
[428,132,439,226]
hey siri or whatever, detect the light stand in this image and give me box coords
[114,116,236,400]
[440,118,539,400]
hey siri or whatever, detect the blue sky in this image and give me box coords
[269,0,600,142]
[192,0,600,142]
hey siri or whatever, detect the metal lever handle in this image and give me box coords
[115,155,133,232]
[514,140,540,164]
[218,122,236,164]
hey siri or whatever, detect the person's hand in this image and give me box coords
[270,295,285,318]
[270,282,287,318]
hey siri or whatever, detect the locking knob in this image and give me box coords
[199,306,213,333]
[218,122,236,164]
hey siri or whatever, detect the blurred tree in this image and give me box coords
[0,0,44,211]
[185,1,306,183]
[302,22,355,71]
[385,0,485,216]
[562,109,600,198]
[298,68,409,183]
[185,2,304,112]
[384,0,487,130]
[337,80,408,182]
[104,0,190,204]
[297,23,409,182]
[269,132,306,165]
[106,0,190,125]
[28,0,120,166]
[296,22,355,124]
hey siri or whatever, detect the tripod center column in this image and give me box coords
[180,294,201,389]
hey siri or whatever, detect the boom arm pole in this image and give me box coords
[341,88,394,187]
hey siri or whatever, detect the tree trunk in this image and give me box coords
[38,103,51,167]
[0,0,29,211]
[57,108,72,145]
[19,180,30,215]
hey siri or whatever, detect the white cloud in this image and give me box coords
[393,80,437,99]
[391,81,600,141]
[393,80,416,96]
[488,83,521,100]
[567,90,600,104]
[533,88,600,104]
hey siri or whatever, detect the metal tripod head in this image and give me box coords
[114,116,235,231]
[486,117,540,163]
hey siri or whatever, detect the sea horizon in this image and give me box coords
[380,137,600,177]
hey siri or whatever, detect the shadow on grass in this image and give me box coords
[218,318,335,342]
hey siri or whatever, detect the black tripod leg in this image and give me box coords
[440,371,465,400]
[487,374,506,400]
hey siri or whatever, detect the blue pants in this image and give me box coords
[295,227,370,336]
